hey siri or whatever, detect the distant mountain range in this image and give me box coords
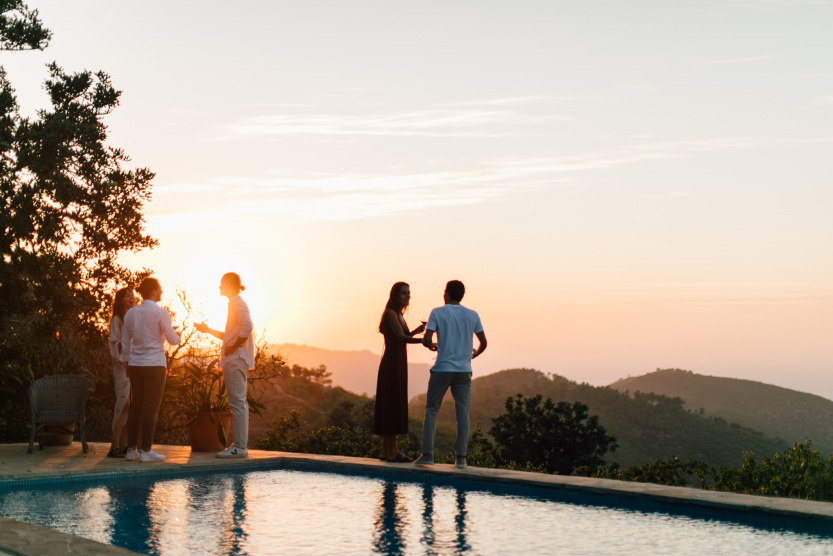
[262,345,832,467]
[609,368,833,455]
[269,343,432,398]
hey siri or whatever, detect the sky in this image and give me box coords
[4,1,832,396]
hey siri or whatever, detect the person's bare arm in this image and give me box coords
[195,321,224,341]
[383,310,423,344]
[422,329,437,351]
[472,331,487,359]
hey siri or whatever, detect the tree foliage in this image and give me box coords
[0,1,50,51]
[489,394,618,475]
[0,6,157,441]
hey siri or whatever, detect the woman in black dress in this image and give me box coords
[374,282,425,463]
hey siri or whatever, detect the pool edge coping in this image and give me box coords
[3,443,833,554]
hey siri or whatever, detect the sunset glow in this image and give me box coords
[7,1,831,396]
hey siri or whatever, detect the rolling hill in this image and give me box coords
[408,368,790,468]
[609,368,833,455]
[269,343,432,398]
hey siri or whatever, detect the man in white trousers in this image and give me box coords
[196,272,254,458]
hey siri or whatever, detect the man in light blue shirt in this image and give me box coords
[418,280,487,469]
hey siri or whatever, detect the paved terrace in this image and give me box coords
[2,442,833,555]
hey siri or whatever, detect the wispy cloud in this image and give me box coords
[147,134,833,230]
[218,108,569,140]
[701,55,778,65]
[618,85,659,91]
[154,183,222,195]
[642,192,692,200]
[438,96,550,107]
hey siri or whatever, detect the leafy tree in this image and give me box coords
[0,1,50,51]
[489,394,618,475]
[0,4,157,441]
[326,399,375,430]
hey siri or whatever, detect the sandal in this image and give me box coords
[388,453,413,464]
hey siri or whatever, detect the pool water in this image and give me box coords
[2,466,833,555]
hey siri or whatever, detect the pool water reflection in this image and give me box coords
[2,467,833,555]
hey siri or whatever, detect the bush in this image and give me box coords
[709,441,833,500]
[256,409,420,459]
[575,441,833,502]
[489,394,618,475]
[582,458,708,487]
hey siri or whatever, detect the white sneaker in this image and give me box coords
[125,448,139,461]
[216,445,248,458]
[139,449,165,462]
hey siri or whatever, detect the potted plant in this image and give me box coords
[168,357,233,451]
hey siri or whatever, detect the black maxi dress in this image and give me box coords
[373,322,409,435]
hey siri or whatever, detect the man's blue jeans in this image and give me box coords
[422,371,472,457]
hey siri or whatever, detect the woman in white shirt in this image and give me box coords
[121,277,180,462]
[107,287,135,458]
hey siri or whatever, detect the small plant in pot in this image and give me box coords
[168,357,233,451]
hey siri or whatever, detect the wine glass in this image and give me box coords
[418,309,429,329]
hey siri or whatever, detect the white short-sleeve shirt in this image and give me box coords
[426,304,484,373]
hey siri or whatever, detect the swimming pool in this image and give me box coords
[2,463,832,555]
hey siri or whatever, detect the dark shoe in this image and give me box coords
[107,447,125,459]
[388,453,413,463]
[379,455,388,461]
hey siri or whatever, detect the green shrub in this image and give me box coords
[710,441,833,500]
[489,394,618,474]
[256,409,419,459]
[581,458,708,487]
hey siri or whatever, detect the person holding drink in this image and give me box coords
[374,282,425,463]
[195,272,254,458]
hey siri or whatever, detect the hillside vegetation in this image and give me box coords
[270,343,431,397]
[408,368,789,467]
[609,369,833,455]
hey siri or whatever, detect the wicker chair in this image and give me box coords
[27,375,95,454]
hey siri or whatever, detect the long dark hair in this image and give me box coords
[379,282,409,333]
[111,287,133,322]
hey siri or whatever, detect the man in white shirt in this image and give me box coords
[196,272,254,458]
[121,277,180,462]
[417,280,487,469]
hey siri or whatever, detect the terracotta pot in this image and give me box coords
[188,411,232,452]
[42,424,75,446]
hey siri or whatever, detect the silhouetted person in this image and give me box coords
[373,282,425,462]
[107,286,136,458]
[196,272,254,458]
[417,280,486,469]
[122,277,180,462]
